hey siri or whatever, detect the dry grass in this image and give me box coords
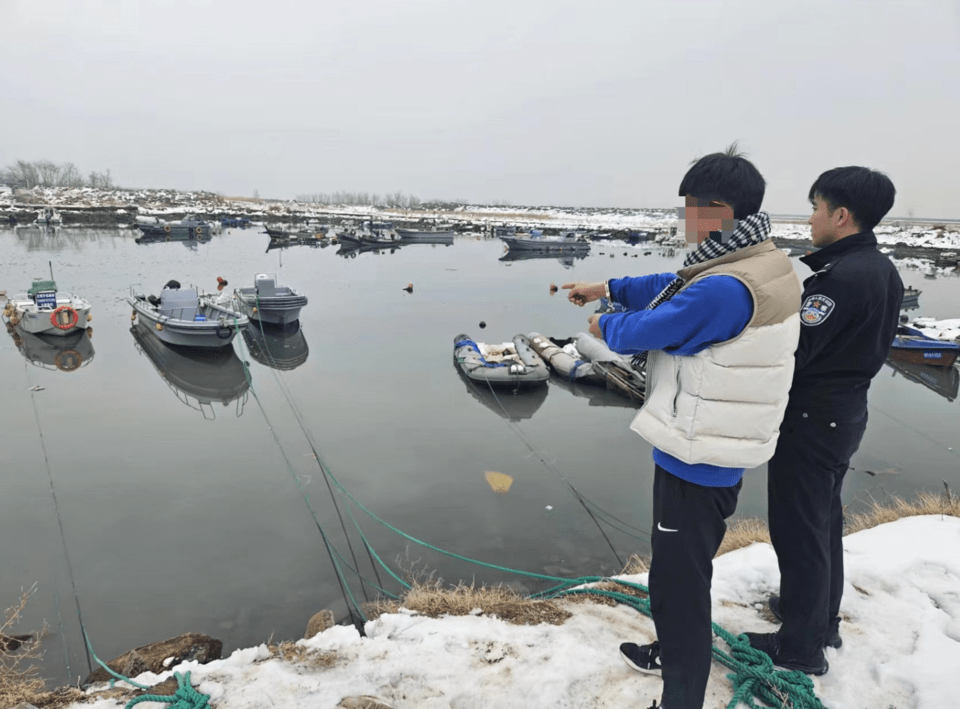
[716,517,772,557]
[1,584,84,709]
[368,581,571,626]
[268,640,338,669]
[845,486,959,534]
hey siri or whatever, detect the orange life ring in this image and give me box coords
[55,349,83,372]
[51,306,79,330]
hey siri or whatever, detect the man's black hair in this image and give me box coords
[808,166,895,231]
[678,142,765,220]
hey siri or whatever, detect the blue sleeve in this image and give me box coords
[600,275,753,356]
[609,274,678,310]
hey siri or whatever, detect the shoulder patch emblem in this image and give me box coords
[800,295,835,326]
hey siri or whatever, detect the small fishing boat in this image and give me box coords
[3,277,92,336]
[233,274,308,326]
[453,333,550,388]
[395,227,456,243]
[901,286,921,309]
[136,215,213,241]
[264,225,328,240]
[127,281,249,348]
[500,233,591,253]
[35,207,62,225]
[888,325,960,368]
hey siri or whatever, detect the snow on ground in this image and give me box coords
[4,187,960,251]
[71,516,960,709]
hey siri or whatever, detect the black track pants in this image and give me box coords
[768,412,867,656]
[649,465,741,709]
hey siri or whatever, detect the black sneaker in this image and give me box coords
[619,641,662,676]
[768,595,842,649]
[744,632,829,676]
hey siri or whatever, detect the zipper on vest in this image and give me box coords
[671,363,681,418]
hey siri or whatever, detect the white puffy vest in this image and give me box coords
[629,240,802,468]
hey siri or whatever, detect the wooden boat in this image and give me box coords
[453,333,550,388]
[233,274,308,326]
[888,325,960,368]
[3,277,92,336]
[127,281,249,349]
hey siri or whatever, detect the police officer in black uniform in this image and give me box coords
[745,166,903,674]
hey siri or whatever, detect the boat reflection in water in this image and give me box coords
[454,362,549,421]
[6,322,95,372]
[130,321,250,419]
[242,321,309,371]
[885,355,959,403]
[499,250,588,269]
[548,375,641,409]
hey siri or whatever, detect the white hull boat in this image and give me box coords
[3,278,92,336]
[128,282,248,348]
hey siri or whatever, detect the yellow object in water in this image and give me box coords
[484,471,513,494]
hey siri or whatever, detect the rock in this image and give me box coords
[337,696,395,709]
[83,633,222,686]
[304,609,336,639]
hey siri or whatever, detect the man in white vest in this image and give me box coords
[563,145,801,709]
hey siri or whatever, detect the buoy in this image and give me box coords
[155,323,163,331]
[87,327,93,339]
[252,307,257,313]
[402,283,413,293]
[87,313,93,322]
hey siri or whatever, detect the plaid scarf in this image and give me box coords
[630,211,772,372]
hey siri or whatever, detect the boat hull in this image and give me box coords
[128,295,248,348]
[5,294,92,336]
[234,289,308,325]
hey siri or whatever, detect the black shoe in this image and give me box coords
[768,596,843,649]
[744,632,829,676]
[619,641,662,676]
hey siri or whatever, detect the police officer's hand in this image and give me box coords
[562,281,605,306]
[588,313,604,340]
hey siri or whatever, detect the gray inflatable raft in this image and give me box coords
[453,333,550,388]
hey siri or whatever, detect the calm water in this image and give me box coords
[2,226,958,686]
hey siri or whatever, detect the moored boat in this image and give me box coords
[453,333,550,388]
[395,227,456,242]
[136,215,213,241]
[3,278,92,336]
[500,234,591,253]
[234,274,308,325]
[888,325,960,368]
[127,281,249,348]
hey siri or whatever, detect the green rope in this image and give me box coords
[547,580,825,709]
[81,628,211,709]
[124,672,210,709]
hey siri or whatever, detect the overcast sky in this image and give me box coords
[3,0,959,218]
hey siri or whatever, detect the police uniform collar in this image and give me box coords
[800,230,878,271]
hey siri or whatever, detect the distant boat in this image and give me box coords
[35,207,62,225]
[136,215,213,241]
[901,286,921,310]
[395,227,456,243]
[500,233,591,253]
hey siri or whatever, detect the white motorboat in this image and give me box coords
[233,274,308,326]
[3,277,92,336]
[128,281,249,349]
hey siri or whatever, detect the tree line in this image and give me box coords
[1,159,114,189]
[295,191,422,208]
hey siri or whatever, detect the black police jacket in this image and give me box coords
[786,230,903,422]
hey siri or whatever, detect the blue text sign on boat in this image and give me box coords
[35,291,57,308]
